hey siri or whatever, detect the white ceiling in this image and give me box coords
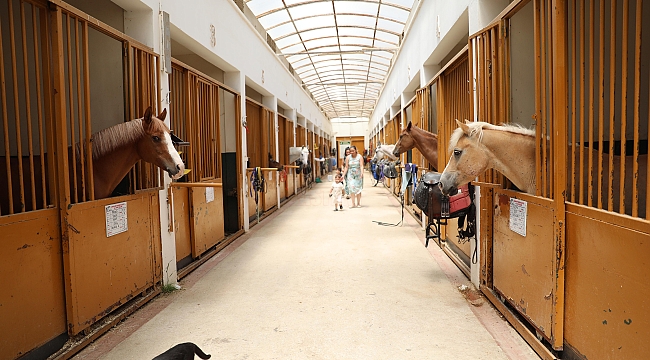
[245,0,417,120]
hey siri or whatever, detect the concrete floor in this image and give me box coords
[74,172,539,360]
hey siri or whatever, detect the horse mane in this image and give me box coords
[90,118,168,159]
[448,121,535,152]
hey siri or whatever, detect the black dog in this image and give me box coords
[152,342,211,360]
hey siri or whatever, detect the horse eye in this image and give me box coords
[453,149,462,157]
[152,136,161,142]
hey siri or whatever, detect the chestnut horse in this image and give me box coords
[90,107,185,199]
[0,107,184,214]
[392,122,439,170]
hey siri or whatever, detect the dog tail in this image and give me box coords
[194,344,211,359]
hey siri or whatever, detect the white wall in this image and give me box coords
[160,0,329,132]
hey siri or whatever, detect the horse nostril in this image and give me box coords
[176,164,181,171]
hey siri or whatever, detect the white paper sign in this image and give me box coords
[509,198,527,237]
[206,187,215,203]
[105,202,128,237]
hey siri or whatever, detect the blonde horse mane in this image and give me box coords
[448,121,535,152]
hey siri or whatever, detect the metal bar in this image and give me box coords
[66,14,77,203]
[40,2,56,207]
[171,182,223,188]
[9,0,26,212]
[598,0,605,209]
[587,0,595,207]
[578,0,585,205]
[534,0,542,197]
[0,2,12,215]
[73,17,86,202]
[551,0,568,348]
[608,0,616,211]
[548,0,555,199]
[540,0,548,197]
[20,2,36,211]
[33,4,47,209]
[82,21,94,200]
[632,0,641,217]
[618,0,629,214]
[569,0,577,202]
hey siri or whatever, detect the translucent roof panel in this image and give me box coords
[245,0,417,119]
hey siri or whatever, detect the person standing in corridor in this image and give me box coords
[343,145,364,208]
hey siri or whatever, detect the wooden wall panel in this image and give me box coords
[492,190,555,341]
[565,210,650,359]
[64,193,161,334]
[0,209,66,359]
[190,187,225,256]
[172,186,192,263]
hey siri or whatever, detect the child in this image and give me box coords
[329,174,345,211]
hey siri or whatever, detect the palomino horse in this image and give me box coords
[87,106,185,199]
[371,143,398,162]
[392,122,439,170]
[439,120,536,196]
[438,120,646,217]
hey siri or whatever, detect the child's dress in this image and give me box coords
[331,182,344,204]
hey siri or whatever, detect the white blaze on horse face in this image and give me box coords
[164,131,185,179]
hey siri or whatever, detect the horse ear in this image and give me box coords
[456,119,471,135]
[143,106,153,124]
[157,108,167,121]
[407,122,412,130]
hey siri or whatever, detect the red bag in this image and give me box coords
[448,184,472,215]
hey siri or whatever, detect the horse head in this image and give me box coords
[372,143,398,162]
[439,120,490,195]
[268,152,283,170]
[136,107,185,180]
[299,146,312,174]
[393,122,416,157]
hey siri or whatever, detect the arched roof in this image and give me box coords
[245,0,417,119]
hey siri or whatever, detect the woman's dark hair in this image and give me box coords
[350,145,357,151]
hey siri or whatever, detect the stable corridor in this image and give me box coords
[74,173,539,360]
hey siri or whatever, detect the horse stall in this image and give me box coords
[432,48,473,276]
[169,58,237,275]
[278,113,293,201]
[385,114,400,193]
[401,94,427,224]
[296,124,306,191]
[461,0,650,358]
[1,1,180,356]
[0,1,67,357]
[245,99,278,223]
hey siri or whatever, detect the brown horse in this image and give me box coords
[0,107,185,214]
[392,122,439,170]
[90,107,185,199]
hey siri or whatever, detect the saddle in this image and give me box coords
[382,160,400,179]
[414,172,473,219]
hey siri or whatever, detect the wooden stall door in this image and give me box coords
[471,1,566,350]
[172,186,192,268]
[63,193,162,334]
[190,187,225,257]
[1,210,66,359]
